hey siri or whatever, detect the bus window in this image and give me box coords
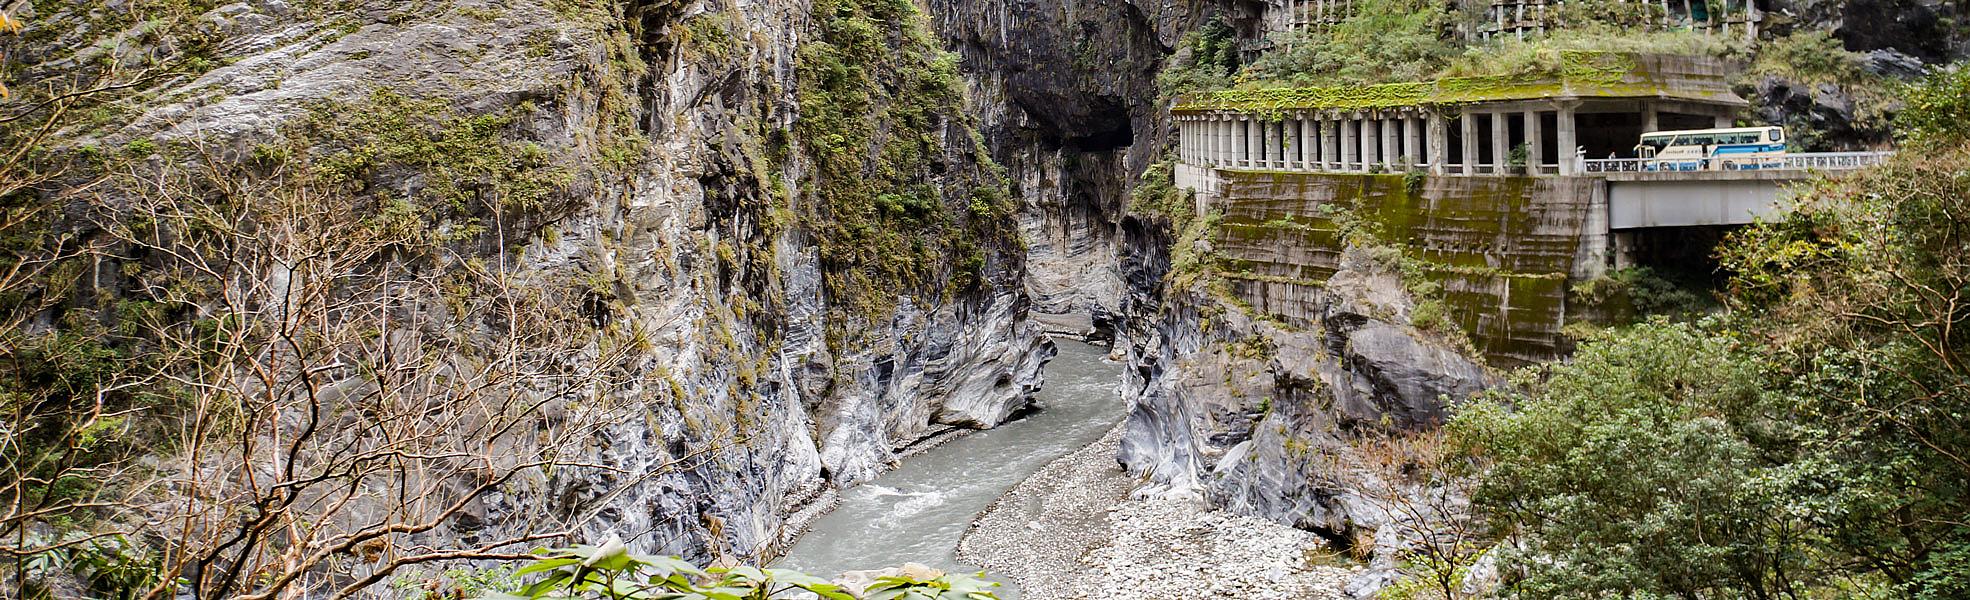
[1768,129,1782,142]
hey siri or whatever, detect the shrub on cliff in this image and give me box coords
[1896,67,1970,148]
[1157,18,1239,99]
[1237,0,1455,87]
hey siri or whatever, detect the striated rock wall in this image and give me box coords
[14,0,1048,569]
[922,0,1210,338]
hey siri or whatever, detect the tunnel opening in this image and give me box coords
[1610,225,1739,312]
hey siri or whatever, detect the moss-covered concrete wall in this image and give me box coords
[1208,170,1608,365]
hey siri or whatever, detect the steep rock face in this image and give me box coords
[923,0,1204,338]
[1116,240,1498,585]
[1778,0,1970,62]
[18,0,1047,567]
[1744,75,1882,150]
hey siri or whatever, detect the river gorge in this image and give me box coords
[4,0,1959,599]
[775,341,1123,590]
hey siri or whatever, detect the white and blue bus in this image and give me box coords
[1635,126,1786,171]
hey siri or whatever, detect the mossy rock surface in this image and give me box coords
[1208,170,1601,365]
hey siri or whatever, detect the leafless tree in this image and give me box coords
[1354,430,1489,600]
[3,115,731,600]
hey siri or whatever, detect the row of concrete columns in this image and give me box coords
[1177,107,1583,175]
[1176,112,1429,174]
[1475,0,1760,41]
[1283,0,1355,30]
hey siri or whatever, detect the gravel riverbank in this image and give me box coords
[958,425,1353,599]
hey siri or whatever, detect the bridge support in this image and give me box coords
[1491,111,1510,173]
[1325,116,1341,170]
[1342,117,1358,171]
[1427,112,1448,174]
[1241,117,1256,168]
[1460,113,1478,174]
[1526,109,1544,173]
[1299,117,1315,169]
[1360,118,1377,171]
[1556,104,1578,175]
[1405,114,1423,169]
[1386,115,1402,169]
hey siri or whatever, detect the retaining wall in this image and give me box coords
[1206,170,1609,365]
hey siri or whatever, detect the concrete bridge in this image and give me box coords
[1583,153,1890,228]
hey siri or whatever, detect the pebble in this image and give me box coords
[959,425,1351,599]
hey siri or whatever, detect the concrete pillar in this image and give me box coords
[1324,118,1335,169]
[1221,118,1232,167]
[1178,119,1186,163]
[1220,117,1232,167]
[1260,118,1275,168]
[1241,117,1256,168]
[1251,119,1264,167]
[1404,115,1423,169]
[1341,117,1358,171]
[1192,119,1202,164]
[1278,118,1292,168]
[1557,106,1578,175]
[1276,120,1291,168]
[1386,116,1402,168]
[1714,112,1734,128]
[1642,105,1659,133]
[1218,116,1231,166]
[1188,118,1196,164]
[1201,118,1211,165]
[1426,112,1448,174]
[1326,116,1342,170]
[1491,111,1511,173]
[1248,118,1261,168]
[1197,116,1213,164]
[1197,117,1213,166]
[1299,116,1315,169]
[1197,118,1207,164]
[1363,117,1379,169]
[1460,113,1479,174]
[1221,118,1237,167]
[1525,110,1544,172]
[1256,119,1268,167]
[1308,118,1322,169]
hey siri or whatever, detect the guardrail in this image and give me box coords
[1784,151,1893,170]
[1581,151,1893,174]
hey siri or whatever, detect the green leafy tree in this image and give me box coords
[1450,322,1805,598]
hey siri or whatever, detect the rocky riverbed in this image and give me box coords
[960,426,1354,599]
